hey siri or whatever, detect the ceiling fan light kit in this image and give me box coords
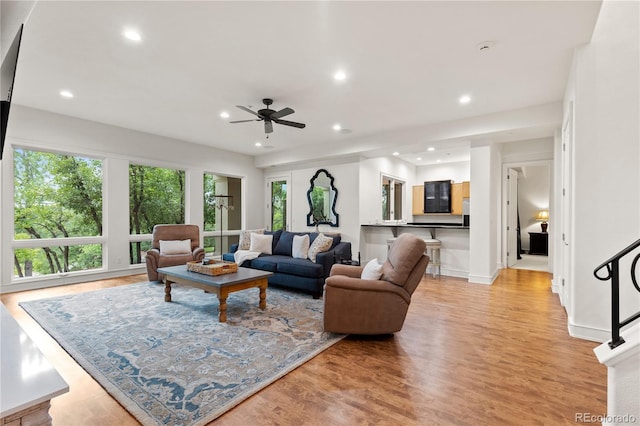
[230,98,306,134]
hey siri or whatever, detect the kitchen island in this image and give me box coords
[360,223,470,278]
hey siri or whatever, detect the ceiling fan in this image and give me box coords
[230,98,305,134]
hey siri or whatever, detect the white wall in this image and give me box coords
[562,0,640,341]
[1,105,263,292]
[264,160,360,258]
[264,155,418,264]
[359,156,415,262]
[415,160,470,184]
[469,142,501,284]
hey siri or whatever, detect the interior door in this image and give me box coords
[266,177,289,231]
[507,168,519,267]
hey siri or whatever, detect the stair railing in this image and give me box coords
[593,238,640,349]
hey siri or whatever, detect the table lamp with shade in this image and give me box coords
[536,210,549,232]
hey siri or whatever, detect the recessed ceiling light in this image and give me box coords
[427,147,435,152]
[392,152,400,156]
[220,111,230,119]
[459,95,471,104]
[255,142,262,147]
[436,159,442,163]
[332,123,342,131]
[123,29,142,42]
[60,90,74,98]
[416,157,422,161]
[333,70,347,81]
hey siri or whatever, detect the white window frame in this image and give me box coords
[381,173,406,222]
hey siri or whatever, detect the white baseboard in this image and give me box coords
[551,277,561,294]
[439,267,469,279]
[568,321,609,343]
[468,269,500,285]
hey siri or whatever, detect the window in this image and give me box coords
[269,179,287,231]
[203,173,241,256]
[382,175,405,221]
[129,164,185,264]
[13,148,103,278]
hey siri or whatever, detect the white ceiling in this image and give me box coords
[6,1,601,167]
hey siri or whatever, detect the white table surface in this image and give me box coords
[0,303,69,417]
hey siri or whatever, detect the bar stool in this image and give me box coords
[423,239,441,277]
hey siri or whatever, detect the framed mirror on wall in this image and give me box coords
[306,169,339,227]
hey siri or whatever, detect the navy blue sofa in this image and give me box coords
[223,230,352,298]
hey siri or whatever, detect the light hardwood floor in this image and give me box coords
[1,269,606,425]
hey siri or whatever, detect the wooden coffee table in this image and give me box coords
[157,265,273,322]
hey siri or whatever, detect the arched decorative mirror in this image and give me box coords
[306,169,339,227]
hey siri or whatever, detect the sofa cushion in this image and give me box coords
[250,233,273,254]
[361,258,383,280]
[159,239,191,255]
[238,228,265,250]
[157,253,194,267]
[222,252,235,263]
[381,233,427,286]
[265,229,283,252]
[273,231,294,256]
[323,233,342,249]
[273,231,303,256]
[249,255,282,273]
[308,233,333,262]
[276,257,324,278]
[292,234,310,259]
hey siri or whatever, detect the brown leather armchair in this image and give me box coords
[145,224,205,281]
[323,233,429,334]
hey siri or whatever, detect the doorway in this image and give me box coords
[266,176,290,232]
[503,162,552,272]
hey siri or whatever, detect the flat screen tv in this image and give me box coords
[1,24,24,160]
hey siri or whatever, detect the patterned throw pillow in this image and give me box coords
[307,233,333,263]
[238,229,265,250]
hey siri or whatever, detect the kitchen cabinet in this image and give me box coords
[413,181,470,216]
[412,185,425,215]
[451,183,463,215]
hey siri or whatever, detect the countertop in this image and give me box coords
[362,223,469,229]
[1,303,69,417]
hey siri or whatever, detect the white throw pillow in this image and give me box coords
[292,234,310,259]
[249,233,273,254]
[159,239,191,255]
[308,233,333,262]
[361,258,383,280]
[239,228,265,250]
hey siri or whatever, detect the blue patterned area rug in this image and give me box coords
[20,282,343,425]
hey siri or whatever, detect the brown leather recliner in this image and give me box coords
[323,233,429,334]
[145,224,205,281]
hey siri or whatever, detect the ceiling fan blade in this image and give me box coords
[229,119,261,123]
[270,107,294,119]
[273,118,306,129]
[265,120,273,134]
[236,105,261,118]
